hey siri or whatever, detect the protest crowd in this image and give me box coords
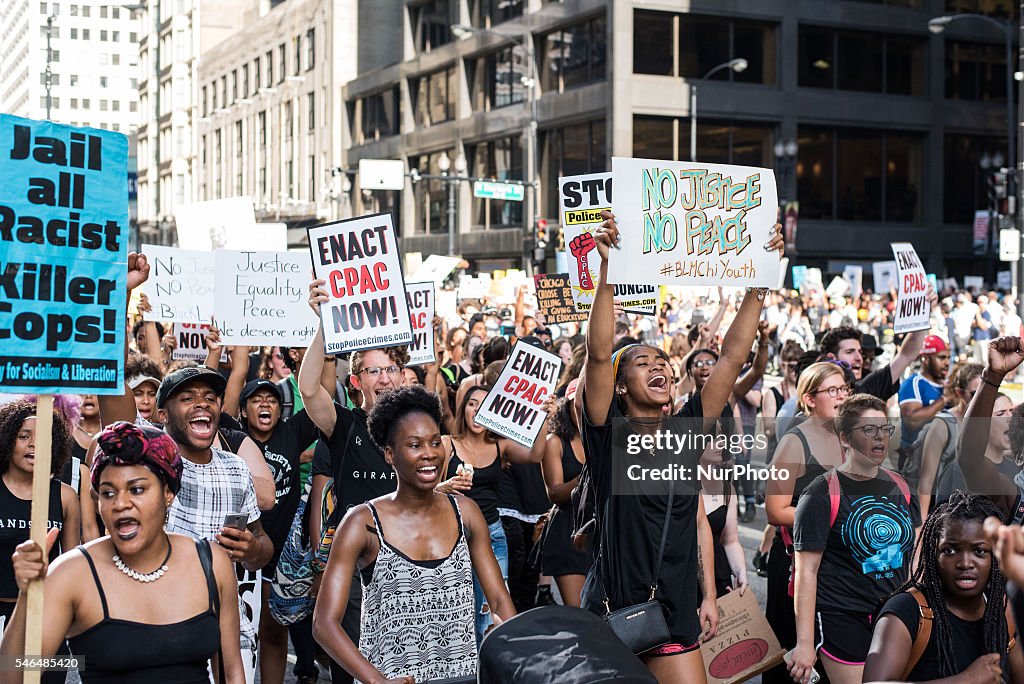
[9,115,1024,684]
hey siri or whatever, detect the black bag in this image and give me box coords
[478,605,656,683]
[570,462,598,551]
[601,480,674,654]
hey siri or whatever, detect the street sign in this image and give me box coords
[1000,228,1020,261]
[473,180,525,202]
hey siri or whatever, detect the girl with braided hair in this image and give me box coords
[864,492,1024,683]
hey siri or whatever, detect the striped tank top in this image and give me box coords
[357,495,477,683]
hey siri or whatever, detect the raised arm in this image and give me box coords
[705,286,728,341]
[888,288,938,381]
[958,336,1024,519]
[582,216,617,426]
[733,320,770,400]
[301,279,339,439]
[221,342,249,420]
[700,226,783,430]
[100,253,152,426]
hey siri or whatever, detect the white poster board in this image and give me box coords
[406,281,436,366]
[964,275,985,292]
[607,157,780,287]
[410,254,462,284]
[171,322,228,363]
[891,242,930,334]
[473,342,562,447]
[559,172,659,314]
[307,213,413,354]
[213,250,316,347]
[843,265,863,299]
[141,244,215,322]
[174,196,257,251]
[872,261,898,292]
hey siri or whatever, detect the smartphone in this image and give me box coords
[222,512,248,531]
[783,649,820,684]
[500,324,516,336]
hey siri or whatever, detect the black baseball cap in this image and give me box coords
[240,379,283,404]
[156,366,227,408]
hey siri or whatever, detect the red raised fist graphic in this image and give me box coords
[569,233,597,290]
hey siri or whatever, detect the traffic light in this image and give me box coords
[534,218,548,265]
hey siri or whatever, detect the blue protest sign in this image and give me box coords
[0,115,128,394]
[792,265,807,291]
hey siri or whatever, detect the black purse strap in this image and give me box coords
[603,477,675,611]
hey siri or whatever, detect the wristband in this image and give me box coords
[982,375,1002,390]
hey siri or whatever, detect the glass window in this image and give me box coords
[410,0,454,53]
[836,130,883,220]
[357,87,400,142]
[254,57,261,90]
[633,10,673,76]
[945,0,1016,19]
[266,50,273,86]
[242,65,249,98]
[294,35,301,76]
[541,15,606,92]
[259,111,266,145]
[540,120,606,219]
[410,149,455,235]
[799,127,922,222]
[278,44,286,84]
[308,91,315,130]
[946,40,1007,102]
[469,45,527,111]
[886,37,924,95]
[412,65,455,127]
[471,0,523,28]
[679,15,730,80]
[799,28,834,89]
[632,116,674,160]
[306,28,315,70]
[943,132,1007,222]
[469,137,523,229]
[837,33,883,92]
[797,128,835,220]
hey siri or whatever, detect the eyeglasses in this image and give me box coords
[783,362,798,370]
[692,359,716,369]
[812,385,853,398]
[273,353,284,360]
[360,365,403,377]
[851,424,896,439]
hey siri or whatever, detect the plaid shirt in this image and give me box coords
[166,446,261,654]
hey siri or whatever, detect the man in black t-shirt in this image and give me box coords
[299,316,411,684]
[820,289,937,402]
[238,378,320,684]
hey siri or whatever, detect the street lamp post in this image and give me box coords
[690,58,748,162]
[44,15,56,120]
[929,14,1015,291]
[437,151,468,257]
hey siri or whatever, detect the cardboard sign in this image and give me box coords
[174,196,257,251]
[474,342,562,446]
[825,276,850,299]
[533,274,589,324]
[701,590,785,684]
[872,260,897,292]
[213,250,316,347]
[964,275,985,292]
[307,213,413,354]
[171,323,228,363]
[608,157,780,287]
[559,172,659,314]
[0,115,128,394]
[892,242,930,334]
[405,281,436,366]
[457,273,490,301]
[410,254,462,284]
[141,245,214,322]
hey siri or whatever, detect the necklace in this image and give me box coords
[76,423,99,439]
[112,536,172,583]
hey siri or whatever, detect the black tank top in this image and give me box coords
[69,540,220,683]
[0,477,63,599]
[705,498,731,597]
[447,442,502,525]
[557,436,584,512]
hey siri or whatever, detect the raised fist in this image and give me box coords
[569,233,597,290]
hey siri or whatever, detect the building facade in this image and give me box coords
[1,0,140,131]
[340,0,1015,280]
[192,0,357,244]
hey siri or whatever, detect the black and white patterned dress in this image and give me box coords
[357,495,477,683]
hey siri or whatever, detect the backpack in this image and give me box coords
[783,468,912,597]
[899,413,958,494]
[269,484,315,625]
[899,586,1017,680]
[313,479,337,571]
[277,377,295,420]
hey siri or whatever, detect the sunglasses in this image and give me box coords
[691,359,717,369]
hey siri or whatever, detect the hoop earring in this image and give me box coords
[1016,450,1024,468]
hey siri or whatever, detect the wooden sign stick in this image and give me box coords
[24,394,53,684]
